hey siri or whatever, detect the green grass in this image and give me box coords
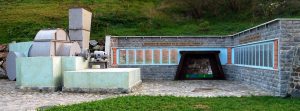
[0,0,266,44]
[0,0,299,44]
[44,96,300,111]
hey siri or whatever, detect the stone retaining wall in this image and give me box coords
[112,36,228,80]
[223,65,280,95]
[223,21,283,96]
[232,21,281,46]
[118,65,177,80]
[114,36,232,48]
[108,19,300,97]
[280,20,300,97]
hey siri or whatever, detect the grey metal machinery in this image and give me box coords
[76,39,109,69]
[6,52,25,80]
[28,29,81,57]
[77,50,109,69]
[6,29,82,81]
[89,51,109,69]
[89,40,105,52]
[5,8,106,81]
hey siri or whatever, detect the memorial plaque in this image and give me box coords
[128,50,135,64]
[153,50,161,64]
[162,49,169,64]
[145,50,152,64]
[239,33,261,44]
[119,50,126,64]
[170,49,178,64]
[143,42,204,46]
[136,50,144,64]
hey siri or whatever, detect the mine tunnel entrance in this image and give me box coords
[175,51,225,80]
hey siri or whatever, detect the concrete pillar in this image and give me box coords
[105,35,111,55]
[69,8,92,50]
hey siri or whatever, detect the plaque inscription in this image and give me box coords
[143,42,203,46]
[239,33,261,44]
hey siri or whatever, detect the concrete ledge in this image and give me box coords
[62,81,142,94]
[63,68,141,93]
[61,57,88,71]
[15,86,60,92]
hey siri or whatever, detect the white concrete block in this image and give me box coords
[69,8,92,30]
[61,57,88,72]
[105,35,111,56]
[69,30,90,41]
[34,29,68,41]
[76,40,89,50]
[16,57,62,90]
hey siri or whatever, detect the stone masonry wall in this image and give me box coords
[280,20,300,97]
[116,36,232,48]
[118,65,177,80]
[232,21,281,46]
[223,65,280,95]
[108,19,300,96]
[113,36,229,80]
[223,21,283,96]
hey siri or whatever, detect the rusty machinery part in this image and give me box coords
[6,51,25,81]
[0,44,8,52]
[0,45,8,68]
[0,67,6,78]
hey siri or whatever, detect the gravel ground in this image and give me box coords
[132,80,272,97]
[0,79,271,111]
[0,79,117,111]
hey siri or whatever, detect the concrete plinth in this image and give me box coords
[16,56,88,92]
[61,57,88,71]
[63,68,141,93]
[16,57,62,91]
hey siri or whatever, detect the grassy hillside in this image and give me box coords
[0,0,300,44]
